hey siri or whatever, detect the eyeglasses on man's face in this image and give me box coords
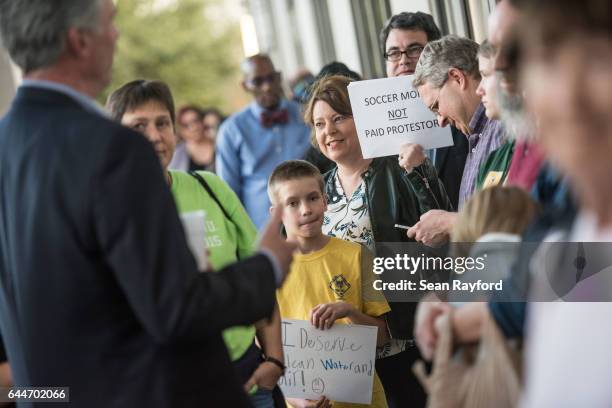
[428,92,441,114]
[384,45,425,62]
[246,71,281,89]
[426,75,450,114]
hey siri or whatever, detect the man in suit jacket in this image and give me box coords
[0,1,294,406]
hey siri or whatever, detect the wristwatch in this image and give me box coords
[263,355,286,375]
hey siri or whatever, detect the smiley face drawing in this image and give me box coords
[312,378,325,394]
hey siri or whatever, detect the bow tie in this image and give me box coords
[260,109,289,128]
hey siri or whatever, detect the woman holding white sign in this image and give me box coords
[304,75,452,407]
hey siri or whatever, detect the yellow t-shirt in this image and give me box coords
[277,237,390,408]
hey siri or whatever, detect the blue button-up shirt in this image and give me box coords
[216,99,311,230]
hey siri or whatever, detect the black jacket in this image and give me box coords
[434,127,469,210]
[324,157,452,338]
[0,334,5,363]
[0,87,276,407]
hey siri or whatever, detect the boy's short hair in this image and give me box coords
[268,160,325,203]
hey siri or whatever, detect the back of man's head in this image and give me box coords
[379,12,442,53]
[316,62,362,82]
[0,0,102,74]
[413,35,480,88]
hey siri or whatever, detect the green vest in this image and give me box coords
[170,170,257,361]
[476,140,516,190]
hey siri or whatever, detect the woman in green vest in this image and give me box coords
[106,80,284,408]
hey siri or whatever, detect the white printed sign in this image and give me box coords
[179,210,208,271]
[348,75,453,159]
[278,319,378,404]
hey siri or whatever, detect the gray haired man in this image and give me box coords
[405,35,504,246]
[0,1,295,406]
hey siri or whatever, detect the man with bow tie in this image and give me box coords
[216,54,311,230]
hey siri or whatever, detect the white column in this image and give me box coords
[468,0,492,42]
[269,0,299,75]
[248,0,282,66]
[390,0,432,14]
[326,0,362,75]
[293,0,323,74]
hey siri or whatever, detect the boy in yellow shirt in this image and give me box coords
[268,160,391,408]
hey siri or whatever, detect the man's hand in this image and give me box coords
[288,397,332,408]
[407,210,457,247]
[310,302,354,330]
[243,360,283,392]
[398,143,426,172]
[258,206,297,286]
[414,294,452,361]
[0,362,12,388]
[202,250,214,272]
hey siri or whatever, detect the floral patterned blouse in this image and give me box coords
[322,170,375,252]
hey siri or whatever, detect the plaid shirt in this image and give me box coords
[458,103,504,209]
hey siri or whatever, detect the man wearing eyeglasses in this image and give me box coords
[408,35,504,246]
[381,12,469,211]
[216,54,311,230]
[374,15,471,408]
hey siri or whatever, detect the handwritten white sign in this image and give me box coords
[179,210,208,271]
[348,75,453,159]
[278,319,378,404]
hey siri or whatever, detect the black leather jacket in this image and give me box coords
[324,156,452,243]
[324,156,452,338]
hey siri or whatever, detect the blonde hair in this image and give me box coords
[452,186,538,254]
[267,160,325,204]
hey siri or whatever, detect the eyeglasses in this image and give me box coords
[428,78,449,114]
[246,72,281,88]
[428,92,441,114]
[384,45,424,62]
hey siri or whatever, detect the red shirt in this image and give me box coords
[505,141,545,191]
